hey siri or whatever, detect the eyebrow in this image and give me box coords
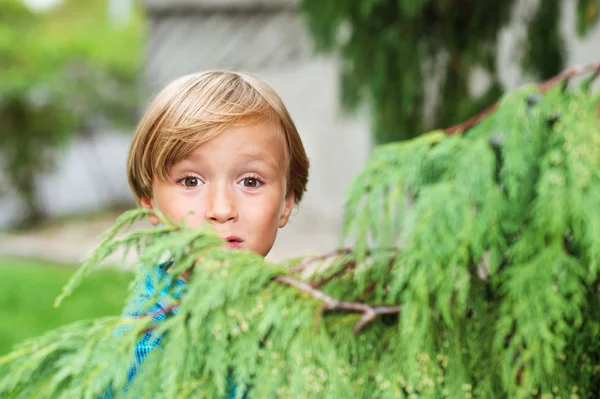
[236,152,281,171]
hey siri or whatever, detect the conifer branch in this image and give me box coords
[135,263,398,334]
[136,259,395,335]
[309,260,357,288]
[290,247,397,286]
[274,275,400,333]
[289,248,353,273]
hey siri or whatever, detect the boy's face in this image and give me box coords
[141,121,295,257]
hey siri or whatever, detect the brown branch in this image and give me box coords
[443,61,600,135]
[444,103,498,135]
[274,275,400,333]
[538,61,600,92]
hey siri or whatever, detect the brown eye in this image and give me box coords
[241,177,261,188]
[182,177,201,187]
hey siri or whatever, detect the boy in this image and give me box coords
[130,71,309,253]
[108,71,310,397]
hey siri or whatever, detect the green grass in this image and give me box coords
[0,257,132,355]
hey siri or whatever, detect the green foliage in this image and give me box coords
[0,0,143,224]
[523,0,564,79]
[1,69,600,397]
[299,0,600,144]
[577,0,600,35]
[0,257,131,355]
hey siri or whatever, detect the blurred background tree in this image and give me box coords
[0,0,142,226]
[300,0,600,144]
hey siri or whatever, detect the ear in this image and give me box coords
[140,196,160,225]
[278,192,295,228]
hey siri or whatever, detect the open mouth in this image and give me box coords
[225,236,243,249]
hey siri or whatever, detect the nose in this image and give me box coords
[205,183,238,224]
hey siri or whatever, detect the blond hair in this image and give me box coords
[127,71,309,204]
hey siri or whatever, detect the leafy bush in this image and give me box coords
[0,0,143,225]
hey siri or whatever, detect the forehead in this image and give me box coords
[183,121,288,170]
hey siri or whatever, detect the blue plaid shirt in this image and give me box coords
[102,262,239,398]
[120,262,186,383]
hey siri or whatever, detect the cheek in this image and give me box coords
[242,193,284,227]
[154,188,207,225]
[246,201,281,225]
[242,199,283,256]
